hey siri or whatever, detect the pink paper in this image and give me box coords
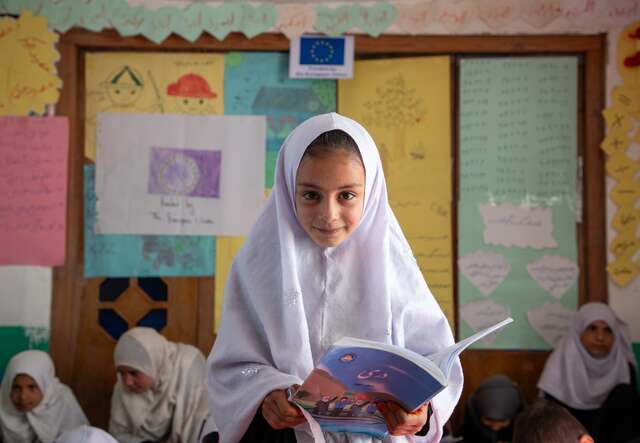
[0,116,69,265]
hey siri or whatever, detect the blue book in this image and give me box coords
[291,317,513,439]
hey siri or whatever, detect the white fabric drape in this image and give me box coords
[109,327,209,443]
[55,426,118,443]
[538,302,636,409]
[0,350,88,443]
[207,112,463,443]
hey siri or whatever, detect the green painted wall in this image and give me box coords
[0,326,49,380]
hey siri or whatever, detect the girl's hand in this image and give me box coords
[376,401,430,436]
[261,388,306,429]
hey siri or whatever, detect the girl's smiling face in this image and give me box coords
[295,149,365,247]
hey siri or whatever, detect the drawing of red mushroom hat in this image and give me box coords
[167,73,218,114]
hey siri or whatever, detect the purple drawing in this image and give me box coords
[148,147,221,198]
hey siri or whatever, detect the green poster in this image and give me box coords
[458,57,579,350]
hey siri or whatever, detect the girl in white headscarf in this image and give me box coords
[538,302,640,443]
[207,112,463,443]
[109,327,212,443]
[0,350,88,443]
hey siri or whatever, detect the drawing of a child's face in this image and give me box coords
[176,97,214,115]
[106,83,143,107]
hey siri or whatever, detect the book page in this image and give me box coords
[427,317,513,380]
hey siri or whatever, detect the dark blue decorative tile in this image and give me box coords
[137,309,167,332]
[99,278,129,302]
[138,277,168,301]
[98,309,129,340]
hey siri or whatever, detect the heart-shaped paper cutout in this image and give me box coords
[527,255,578,299]
[459,250,510,296]
[528,301,574,347]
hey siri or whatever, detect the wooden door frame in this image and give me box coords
[52,31,606,414]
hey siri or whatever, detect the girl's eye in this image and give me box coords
[340,192,356,200]
[303,191,319,200]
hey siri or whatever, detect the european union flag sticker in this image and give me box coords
[290,35,354,79]
[300,37,345,65]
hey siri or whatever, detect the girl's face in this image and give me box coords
[580,320,614,358]
[10,374,43,412]
[117,365,155,393]
[295,149,365,247]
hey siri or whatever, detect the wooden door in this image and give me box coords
[71,276,213,427]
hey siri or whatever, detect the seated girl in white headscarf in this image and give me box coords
[207,112,463,443]
[537,302,640,443]
[0,350,88,443]
[109,327,213,443]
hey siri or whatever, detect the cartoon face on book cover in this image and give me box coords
[292,345,442,437]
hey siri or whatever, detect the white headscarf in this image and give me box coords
[55,426,117,443]
[0,350,88,443]
[207,112,463,443]
[538,302,636,410]
[109,327,209,443]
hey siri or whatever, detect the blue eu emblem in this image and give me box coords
[299,36,345,65]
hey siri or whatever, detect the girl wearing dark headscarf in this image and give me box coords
[459,375,524,443]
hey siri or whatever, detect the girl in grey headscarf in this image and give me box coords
[459,375,524,443]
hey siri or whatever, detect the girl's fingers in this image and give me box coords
[378,401,429,436]
[262,389,306,429]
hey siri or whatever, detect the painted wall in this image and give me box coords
[0,267,51,379]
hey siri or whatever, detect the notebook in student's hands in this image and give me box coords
[290,317,513,439]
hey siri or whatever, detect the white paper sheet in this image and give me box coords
[460,298,511,344]
[0,266,51,328]
[479,203,557,249]
[458,250,511,296]
[95,113,266,236]
[527,255,579,299]
[527,301,575,347]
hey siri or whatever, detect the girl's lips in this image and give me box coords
[314,227,343,235]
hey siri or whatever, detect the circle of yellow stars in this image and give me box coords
[310,40,335,63]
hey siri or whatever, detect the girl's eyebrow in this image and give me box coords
[296,182,364,189]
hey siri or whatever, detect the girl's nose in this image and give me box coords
[319,199,338,222]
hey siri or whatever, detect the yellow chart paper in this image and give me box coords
[85,52,224,160]
[0,12,61,115]
[339,56,454,326]
[214,236,245,333]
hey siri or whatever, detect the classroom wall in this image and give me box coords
[0,0,638,374]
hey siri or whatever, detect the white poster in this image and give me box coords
[96,113,266,236]
[479,203,557,249]
[0,266,51,329]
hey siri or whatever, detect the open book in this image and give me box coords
[291,317,513,439]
